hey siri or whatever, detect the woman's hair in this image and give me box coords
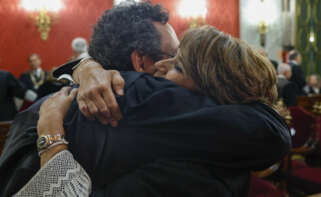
[179,26,277,105]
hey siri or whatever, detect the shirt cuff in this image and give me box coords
[53,59,82,78]
[14,150,92,197]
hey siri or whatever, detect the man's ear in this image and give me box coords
[131,50,144,72]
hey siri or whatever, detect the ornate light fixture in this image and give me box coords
[20,0,64,40]
[258,21,268,47]
[309,30,315,43]
[178,0,207,28]
[246,0,278,47]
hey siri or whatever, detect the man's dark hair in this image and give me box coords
[288,50,300,61]
[88,1,169,71]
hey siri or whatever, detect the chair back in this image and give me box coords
[289,107,317,150]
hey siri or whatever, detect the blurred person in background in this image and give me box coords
[288,50,306,95]
[69,37,89,61]
[19,53,47,97]
[0,70,36,121]
[303,74,321,96]
[277,63,297,107]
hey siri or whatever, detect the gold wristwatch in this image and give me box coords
[37,134,68,152]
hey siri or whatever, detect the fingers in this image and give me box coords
[69,88,78,99]
[86,100,99,119]
[111,71,125,96]
[102,87,122,124]
[60,86,72,96]
[88,91,111,124]
[82,85,111,123]
[78,99,93,120]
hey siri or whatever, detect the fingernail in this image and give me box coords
[105,111,111,118]
[111,120,118,127]
[117,89,124,96]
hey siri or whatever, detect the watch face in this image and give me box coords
[37,136,48,149]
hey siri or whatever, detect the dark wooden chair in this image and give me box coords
[288,107,318,153]
[249,163,286,197]
[0,121,12,155]
[248,176,285,197]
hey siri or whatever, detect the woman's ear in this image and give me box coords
[131,50,144,72]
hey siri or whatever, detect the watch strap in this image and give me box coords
[38,140,69,156]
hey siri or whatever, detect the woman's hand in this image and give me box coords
[37,87,78,136]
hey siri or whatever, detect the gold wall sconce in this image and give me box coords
[20,0,64,40]
[258,20,268,47]
[178,0,207,28]
[246,0,277,48]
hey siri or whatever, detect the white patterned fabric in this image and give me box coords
[14,150,91,197]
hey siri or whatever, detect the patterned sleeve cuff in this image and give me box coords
[14,150,92,197]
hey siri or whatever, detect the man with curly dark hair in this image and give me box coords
[55,1,179,124]
[88,2,177,71]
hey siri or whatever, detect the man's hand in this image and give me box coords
[72,60,125,126]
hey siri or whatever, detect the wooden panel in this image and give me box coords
[297,95,321,114]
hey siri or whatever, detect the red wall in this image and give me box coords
[153,0,239,39]
[0,0,239,77]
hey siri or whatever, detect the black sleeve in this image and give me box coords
[295,66,306,90]
[0,97,46,196]
[53,59,82,78]
[19,73,29,89]
[7,72,26,99]
[119,73,291,171]
[91,160,232,197]
[283,83,298,107]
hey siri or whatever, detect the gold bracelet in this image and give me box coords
[38,141,68,156]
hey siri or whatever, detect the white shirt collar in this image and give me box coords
[32,68,42,77]
[289,60,298,65]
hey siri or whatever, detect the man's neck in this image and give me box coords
[32,68,41,72]
[278,74,286,79]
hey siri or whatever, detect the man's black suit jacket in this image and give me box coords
[0,72,291,197]
[19,70,47,93]
[277,77,298,107]
[289,62,306,95]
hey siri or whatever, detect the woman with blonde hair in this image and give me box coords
[155,26,278,106]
